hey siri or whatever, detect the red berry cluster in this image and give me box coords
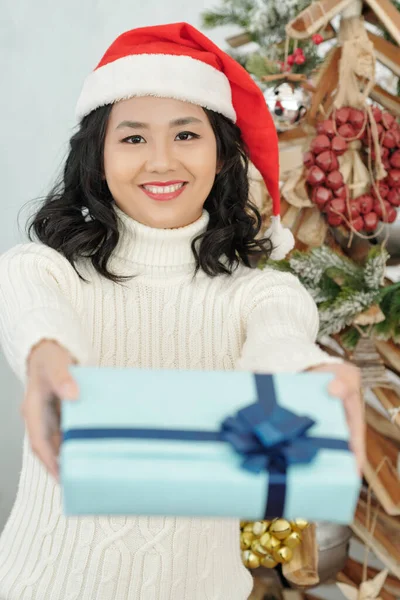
[312,34,324,45]
[287,47,306,67]
[304,105,400,233]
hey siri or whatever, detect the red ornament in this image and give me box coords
[372,106,382,123]
[287,54,295,66]
[335,184,349,200]
[327,212,344,226]
[364,212,379,232]
[373,199,391,220]
[329,198,346,214]
[338,123,356,139]
[371,182,389,199]
[315,150,339,172]
[335,107,351,126]
[376,123,384,138]
[346,201,360,219]
[387,188,400,206]
[294,55,306,65]
[307,165,326,186]
[303,151,315,168]
[310,134,331,154]
[348,108,365,131]
[358,194,374,214]
[381,112,396,130]
[331,136,348,156]
[352,215,364,231]
[312,186,333,208]
[312,33,324,45]
[387,206,398,222]
[317,119,336,138]
[382,130,398,149]
[390,150,400,169]
[371,146,389,161]
[326,170,344,190]
[387,169,400,187]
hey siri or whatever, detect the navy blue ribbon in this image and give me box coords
[62,374,349,518]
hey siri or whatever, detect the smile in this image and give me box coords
[140,182,188,201]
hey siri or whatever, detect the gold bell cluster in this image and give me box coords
[240,518,309,569]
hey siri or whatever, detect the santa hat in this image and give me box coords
[75,22,295,259]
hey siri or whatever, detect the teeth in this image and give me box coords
[143,183,185,194]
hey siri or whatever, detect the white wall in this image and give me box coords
[0,0,239,531]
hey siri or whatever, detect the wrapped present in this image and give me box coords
[60,368,361,522]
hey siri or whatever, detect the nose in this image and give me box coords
[145,139,177,174]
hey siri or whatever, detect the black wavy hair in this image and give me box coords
[25,104,274,283]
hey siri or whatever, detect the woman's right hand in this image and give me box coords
[21,339,79,482]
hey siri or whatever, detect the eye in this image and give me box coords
[175,131,200,141]
[123,135,145,144]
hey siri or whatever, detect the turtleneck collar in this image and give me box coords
[110,204,210,275]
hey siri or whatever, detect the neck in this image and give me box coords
[110,204,210,275]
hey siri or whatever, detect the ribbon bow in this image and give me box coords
[221,401,318,474]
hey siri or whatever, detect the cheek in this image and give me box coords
[189,144,218,184]
[104,145,141,181]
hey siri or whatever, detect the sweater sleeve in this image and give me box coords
[236,268,344,373]
[0,242,96,384]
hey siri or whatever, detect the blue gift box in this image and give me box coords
[60,367,361,522]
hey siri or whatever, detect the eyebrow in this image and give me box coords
[115,117,204,130]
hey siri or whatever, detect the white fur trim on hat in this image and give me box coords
[75,53,236,122]
[265,215,295,260]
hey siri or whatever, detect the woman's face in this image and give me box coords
[103,96,219,229]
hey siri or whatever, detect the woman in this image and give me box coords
[0,22,363,600]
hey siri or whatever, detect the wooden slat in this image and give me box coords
[367,31,400,76]
[307,46,342,121]
[225,32,252,49]
[364,0,400,47]
[369,84,400,117]
[351,498,400,578]
[364,424,400,516]
[285,0,354,38]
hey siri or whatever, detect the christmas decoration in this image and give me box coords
[337,567,389,599]
[260,244,400,346]
[304,104,400,237]
[240,519,309,570]
[266,80,311,131]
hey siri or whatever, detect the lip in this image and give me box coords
[140,181,188,202]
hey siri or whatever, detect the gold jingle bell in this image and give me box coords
[263,534,281,553]
[240,531,254,550]
[269,519,292,540]
[242,550,260,569]
[290,518,308,532]
[260,553,278,568]
[243,523,255,532]
[251,540,269,556]
[272,546,293,564]
[240,521,248,529]
[285,531,302,549]
[259,532,271,548]
[252,521,268,536]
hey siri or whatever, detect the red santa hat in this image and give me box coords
[75,22,295,259]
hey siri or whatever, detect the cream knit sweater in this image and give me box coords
[0,205,341,600]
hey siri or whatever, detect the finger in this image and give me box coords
[343,391,366,475]
[22,385,60,481]
[45,354,79,400]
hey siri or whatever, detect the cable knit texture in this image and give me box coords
[0,205,342,600]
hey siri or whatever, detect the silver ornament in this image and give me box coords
[264,82,311,132]
[315,522,352,583]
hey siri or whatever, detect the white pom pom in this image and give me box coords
[264,215,295,260]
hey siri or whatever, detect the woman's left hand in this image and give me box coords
[306,361,365,475]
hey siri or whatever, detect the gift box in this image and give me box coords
[60,368,361,522]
